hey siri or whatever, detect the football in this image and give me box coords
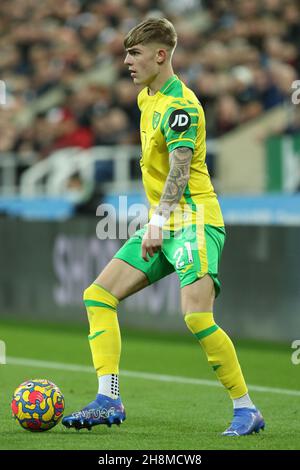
[11,379,65,432]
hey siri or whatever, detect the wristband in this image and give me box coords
[149,213,167,228]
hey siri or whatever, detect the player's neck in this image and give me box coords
[147,69,175,96]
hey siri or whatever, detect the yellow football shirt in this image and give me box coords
[138,75,224,229]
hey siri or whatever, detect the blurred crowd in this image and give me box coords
[0,0,300,166]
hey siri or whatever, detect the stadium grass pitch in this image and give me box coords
[0,319,299,450]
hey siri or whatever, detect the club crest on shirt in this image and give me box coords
[152,111,161,129]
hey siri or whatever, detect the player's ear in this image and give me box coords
[157,49,167,64]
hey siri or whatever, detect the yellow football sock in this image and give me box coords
[185,312,247,399]
[83,283,121,376]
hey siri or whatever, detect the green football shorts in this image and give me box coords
[114,224,226,297]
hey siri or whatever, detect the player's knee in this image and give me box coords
[181,276,215,314]
[83,283,119,310]
[184,311,215,334]
[184,312,201,331]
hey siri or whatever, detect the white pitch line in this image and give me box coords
[6,356,300,397]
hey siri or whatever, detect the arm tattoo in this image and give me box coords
[155,147,192,219]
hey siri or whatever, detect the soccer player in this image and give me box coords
[62,18,265,436]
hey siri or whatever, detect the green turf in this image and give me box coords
[0,320,299,450]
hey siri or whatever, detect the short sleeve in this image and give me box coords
[161,102,200,153]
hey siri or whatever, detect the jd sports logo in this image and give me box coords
[169,109,191,132]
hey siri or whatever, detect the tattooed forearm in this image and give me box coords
[154,147,192,219]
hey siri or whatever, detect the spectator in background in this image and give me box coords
[92,107,134,182]
[113,78,140,135]
[214,95,240,136]
[51,108,94,150]
[0,0,300,169]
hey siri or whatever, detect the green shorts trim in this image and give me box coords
[113,224,225,297]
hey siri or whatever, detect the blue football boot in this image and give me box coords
[222,407,265,436]
[62,394,126,431]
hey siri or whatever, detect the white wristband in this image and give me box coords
[149,214,167,228]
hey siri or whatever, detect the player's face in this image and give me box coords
[124,44,160,87]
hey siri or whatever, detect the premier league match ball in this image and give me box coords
[11,379,65,432]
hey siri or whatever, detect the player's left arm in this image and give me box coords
[141,146,192,262]
[142,101,199,261]
[156,146,193,218]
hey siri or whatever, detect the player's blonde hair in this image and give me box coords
[124,17,177,52]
